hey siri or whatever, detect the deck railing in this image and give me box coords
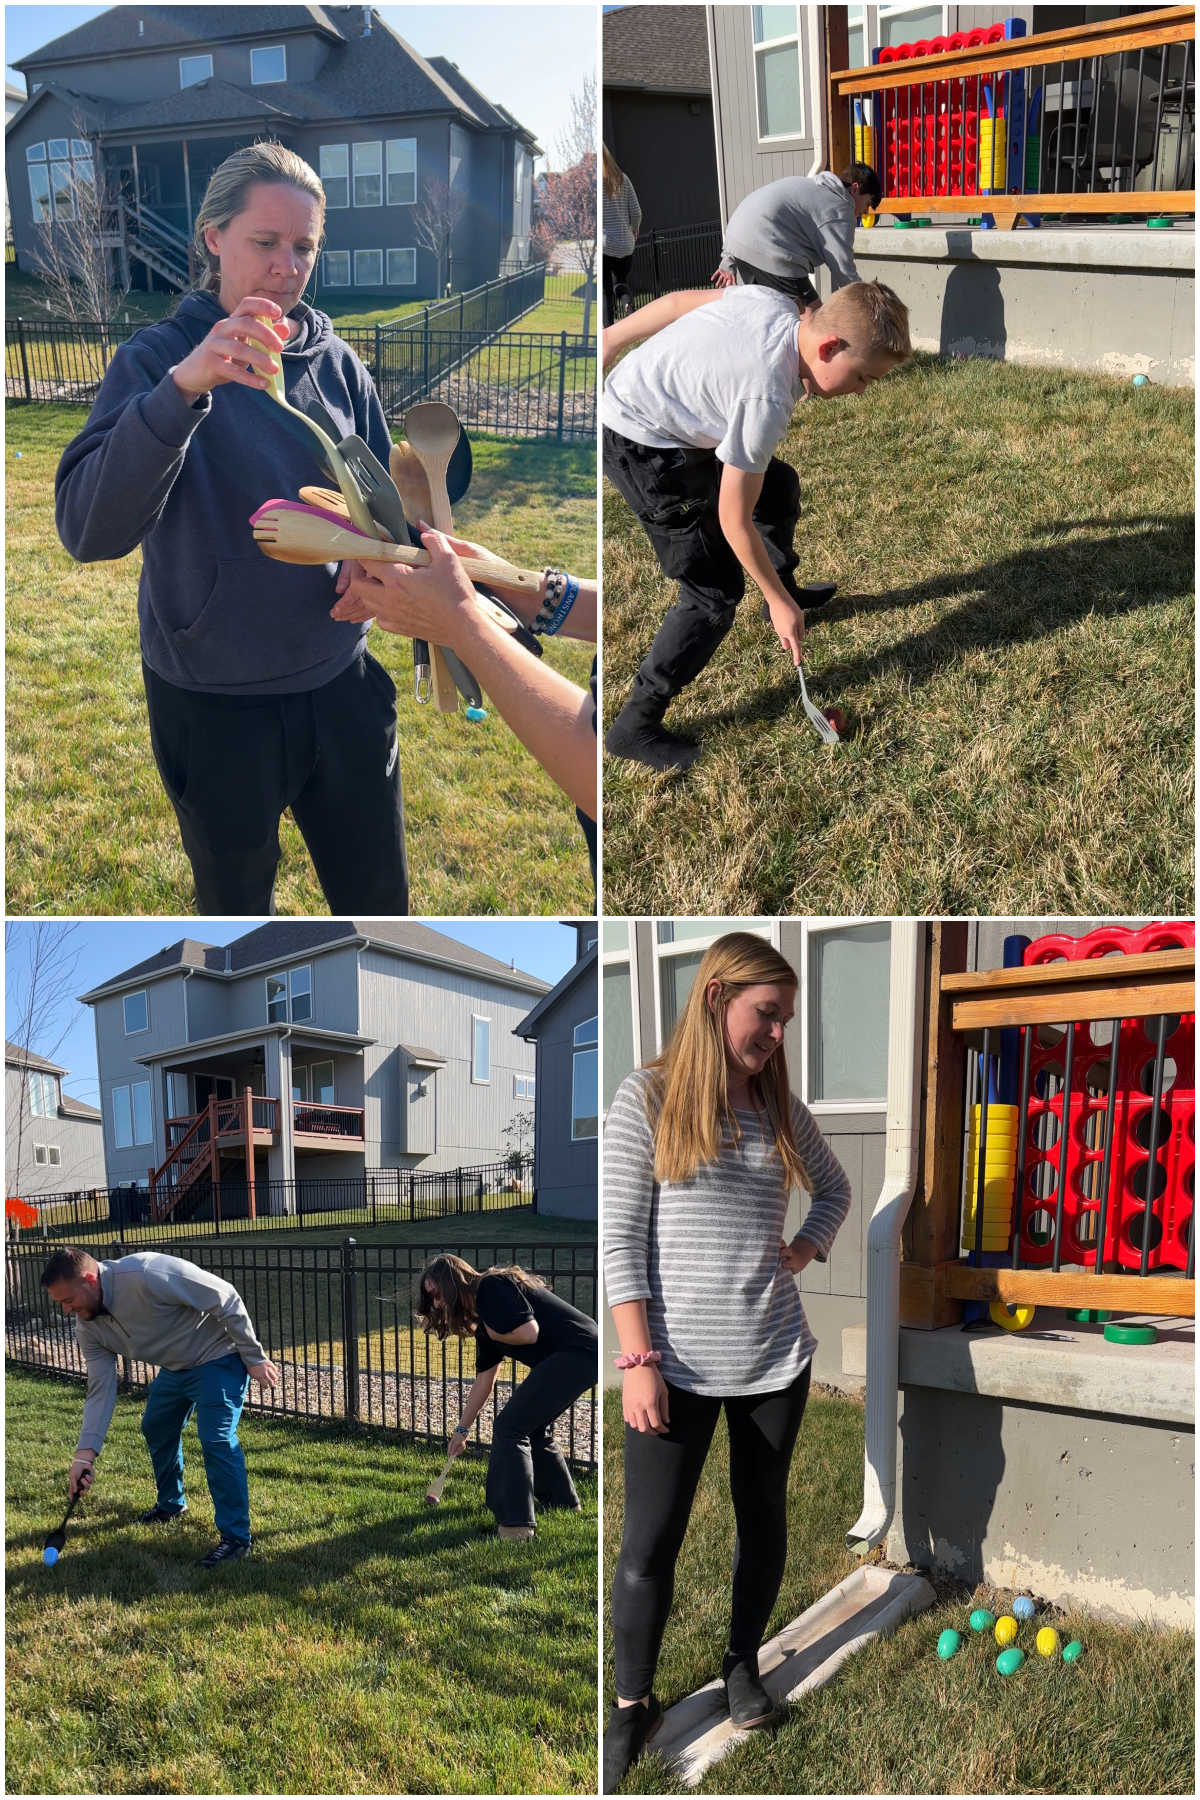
[830,4,1195,228]
[903,926,1195,1328]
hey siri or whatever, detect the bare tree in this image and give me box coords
[502,1108,536,1183]
[412,175,469,298]
[29,120,130,328]
[533,74,598,339]
[5,923,84,1199]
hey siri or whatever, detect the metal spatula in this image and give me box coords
[797,664,841,744]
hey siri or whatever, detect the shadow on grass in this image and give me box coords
[681,514,1194,738]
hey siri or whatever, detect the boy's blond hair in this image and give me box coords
[817,280,911,362]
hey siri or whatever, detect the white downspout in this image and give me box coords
[846,918,924,1554]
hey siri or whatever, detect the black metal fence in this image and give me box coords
[13,1158,536,1246]
[617,222,723,309]
[6,264,596,441]
[6,1236,598,1470]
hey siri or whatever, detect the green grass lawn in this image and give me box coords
[602,1389,1194,1795]
[6,1368,597,1794]
[5,405,595,915]
[602,354,1194,915]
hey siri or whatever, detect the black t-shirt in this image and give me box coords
[474,1272,598,1372]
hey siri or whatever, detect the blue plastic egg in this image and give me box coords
[1012,1595,1036,1620]
[43,1546,58,1566]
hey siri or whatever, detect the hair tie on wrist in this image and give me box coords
[614,1350,662,1369]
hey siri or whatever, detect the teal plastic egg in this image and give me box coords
[937,1629,962,1660]
[996,1647,1025,1676]
[1062,1640,1084,1663]
[969,1608,996,1631]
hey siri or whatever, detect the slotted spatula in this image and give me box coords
[797,664,841,744]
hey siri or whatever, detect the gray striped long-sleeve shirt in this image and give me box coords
[604,1067,852,1396]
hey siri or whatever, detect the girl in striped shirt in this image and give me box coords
[603,932,851,1789]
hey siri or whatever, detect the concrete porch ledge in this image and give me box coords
[855,222,1195,273]
[842,1316,1195,1426]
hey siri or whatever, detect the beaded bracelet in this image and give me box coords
[613,1350,662,1369]
[534,569,580,636]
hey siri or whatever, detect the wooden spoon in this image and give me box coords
[402,403,461,534]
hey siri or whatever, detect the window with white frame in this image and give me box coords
[27,138,94,224]
[28,1070,58,1117]
[845,5,949,70]
[387,138,417,205]
[320,144,349,208]
[353,140,382,207]
[179,53,212,88]
[113,1080,152,1149]
[251,44,286,85]
[655,919,777,1043]
[266,965,312,1023]
[472,1016,491,1084]
[355,248,383,287]
[387,247,416,286]
[571,1016,598,1140]
[34,1144,62,1166]
[322,250,350,286]
[602,919,641,1109]
[752,6,806,140]
[804,922,891,1105]
[123,990,149,1035]
[514,1073,536,1100]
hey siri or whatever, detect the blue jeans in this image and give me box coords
[140,1352,251,1543]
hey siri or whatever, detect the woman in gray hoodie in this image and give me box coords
[56,141,405,915]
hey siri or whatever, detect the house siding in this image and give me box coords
[709,3,820,218]
[526,975,599,1222]
[92,975,188,1187]
[5,1066,106,1198]
[186,944,361,1041]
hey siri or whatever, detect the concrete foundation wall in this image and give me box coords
[845,225,1195,387]
[843,1320,1195,1626]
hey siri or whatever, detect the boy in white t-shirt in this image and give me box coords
[602,280,911,771]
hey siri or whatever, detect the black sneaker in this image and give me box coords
[603,1694,663,1792]
[199,1535,252,1567]
[604,713,699,773]
[137,1504,184,1525]
[723,1653,775,1729]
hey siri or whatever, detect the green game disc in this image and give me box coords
[1103,1323,1158,1345]
[1070,1309,1112,1323]
[1147,217,1174,227]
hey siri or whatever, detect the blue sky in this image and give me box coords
[4,4,597,168]
[5,919,579,1108]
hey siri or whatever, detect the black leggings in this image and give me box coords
[611,1364,811,1698]
[485,1348,597,1530]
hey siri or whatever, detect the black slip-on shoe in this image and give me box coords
[723,1654,776,1729]
[603,1694,663,1792]
[199,1535,252,1568]
[137,1504,184,1525]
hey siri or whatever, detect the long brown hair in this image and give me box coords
[602,144,625,199]
[643,932,810,1191]
[416,1253,545,1340]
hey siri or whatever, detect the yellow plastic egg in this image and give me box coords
[994,1614,1018,1647]
[1036,1626,1060,1657]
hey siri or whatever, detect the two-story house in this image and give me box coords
[5,1041,106,1200]
[6,4,540,299]
[79,920,548,1222]
[515,921,598,1221]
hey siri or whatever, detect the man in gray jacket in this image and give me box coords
[712,164,882,310]
[42,1247,279,1567]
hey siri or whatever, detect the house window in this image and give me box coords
[320,144,349,208]
[179,53,213,88]
[387,247,416,286]
[28,139,93,224]
[28,1070,57,1117]
[472,1016,491,1084]
[167,1072,190,1118]
[34,1145,61,1166]
[322,250,350,287]
[571,1016,598,1140]
[514,1074,536,1100]
[806,923,891,1105]
[878,4,947,49]
[602,921,642,1109]
[353,140,382,207]
[752,6,806,140]
[292,1065,310,1104]
[123,990,149,1035]
[311,1061,335,1104]
[251,44,287,85]
[266,965,311,1023]
[113,1081,152,1149]
[386,138,417,205]
[354,248,383,287]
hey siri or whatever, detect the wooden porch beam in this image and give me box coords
[902,921,968,1329]
[943,948,1194,1033]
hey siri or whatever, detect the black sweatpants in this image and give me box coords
[486,1348,597,1530]
[603,253,634,324]
[603,428,803,710]
[611,1364,811,1699]
[144,651,408,915]
[730,258,820,310]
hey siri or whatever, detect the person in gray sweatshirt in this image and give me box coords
[42,1246,279,1567]
[712,164,882,310]
[55,140,406,917]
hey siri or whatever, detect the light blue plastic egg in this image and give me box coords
[1012,1595,1036,1620]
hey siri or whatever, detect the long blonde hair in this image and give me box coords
[602,144,625,199]
[643,932,809,1191]
[190,139,325,294]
